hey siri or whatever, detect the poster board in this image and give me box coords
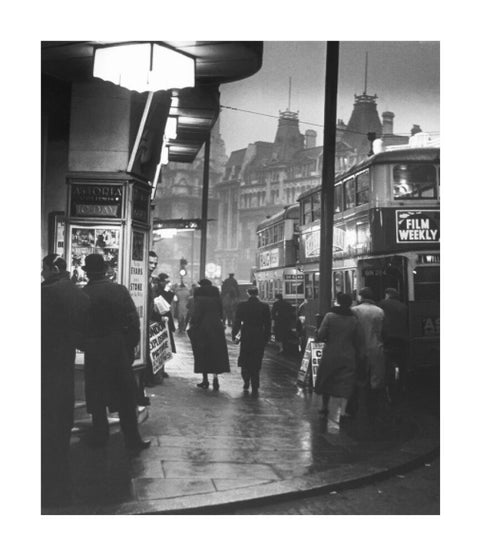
[297,338,313,386]
[310,342,325,389]
[149,317,173,374]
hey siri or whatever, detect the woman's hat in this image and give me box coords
[82,254,106,273]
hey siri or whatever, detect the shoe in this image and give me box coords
[126,438,151,451]
[163,372,170,378]
[251,389,259,397]
[213,377,219,390]
[197,381,209,389]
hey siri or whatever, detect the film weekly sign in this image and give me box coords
[70,184,123,218]
[396,210,440,243]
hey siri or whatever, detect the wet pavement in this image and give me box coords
[43,331,439,515]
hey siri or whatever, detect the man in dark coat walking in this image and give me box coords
[41,254,90,507]
[82,254,150,451]
[221,272,240,326]
[271,293,294,354]
[379,287,409,398]
[232,287,271,396]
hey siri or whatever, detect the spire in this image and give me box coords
[363,52,368,95]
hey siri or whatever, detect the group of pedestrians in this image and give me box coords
[313,286,409,430]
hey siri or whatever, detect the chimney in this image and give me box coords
[305,129,317,149]
[411,124,422,136]
[382,111,394,135]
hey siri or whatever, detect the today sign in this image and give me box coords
[396,210,440,243]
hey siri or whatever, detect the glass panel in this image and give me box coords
[334,185,343,213]
[302,199,312,225]
[312,192,321,221]
[356,170,369,205]
[344,178,356,209]
[393,164,437,199]
[414,266,440,301]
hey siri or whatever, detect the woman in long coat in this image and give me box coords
[188,279,230,390]
[314,293,363,425]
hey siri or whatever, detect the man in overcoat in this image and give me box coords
[221,273,240,326]
[352,286,385,420]
[82,254,150,451]
[41,253,90,507]
[232,287,271,396]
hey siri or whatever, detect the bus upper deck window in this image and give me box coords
[334,185,343,213]
[344,178,356,209]
[393,164,437,200]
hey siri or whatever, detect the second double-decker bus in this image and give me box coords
[254,204,304,308]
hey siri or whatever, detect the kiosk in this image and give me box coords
[65,172,151,369]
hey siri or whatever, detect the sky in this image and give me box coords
[219,41,440,155]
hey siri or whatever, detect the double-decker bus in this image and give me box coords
[297,145,440,371]
[254,204,304,308]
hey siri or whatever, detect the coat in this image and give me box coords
[271,298,294,342]
[188,295,230,374]
[82,278,140,413]
[378,297,408,341]
[41,272,90,426]
[232,296,271,371]
[352,300,385,389]
[313,308,363,398]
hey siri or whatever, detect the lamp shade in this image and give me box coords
[93,43,195,93]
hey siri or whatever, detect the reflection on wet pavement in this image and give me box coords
[64,332,424,511]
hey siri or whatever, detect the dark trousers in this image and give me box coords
[384,337,409,393]
[41,396,73,507]
[241,367,260,391]
[90,375,141,446]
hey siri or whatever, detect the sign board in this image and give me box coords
[70,184,123,219]
[149,317,173,374]
[297,338,313,386]
[396,210,440,243]
[310,342,325,388]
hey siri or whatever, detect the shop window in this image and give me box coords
[393,164,437,200]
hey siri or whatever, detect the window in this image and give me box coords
[344,178,356,209]
[312,192,321,221]
[334,184,343,213]
[356,170,369,205]
[393,164,437,200]
[414,266,440,301]
[301,198,312,225]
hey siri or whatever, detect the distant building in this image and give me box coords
[214,92,422,280]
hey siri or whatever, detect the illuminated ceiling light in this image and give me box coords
[165,117,178,140]
[93,43,195,93]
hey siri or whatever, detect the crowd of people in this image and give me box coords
[41,251,409,507]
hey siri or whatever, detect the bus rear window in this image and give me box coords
[414,266,440,301]
[393,164,437,200]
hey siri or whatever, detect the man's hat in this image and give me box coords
[82,254,106,273]
[158,272,170,282]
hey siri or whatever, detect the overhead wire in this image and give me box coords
[219,104,440,137]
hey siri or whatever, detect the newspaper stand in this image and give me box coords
[297,339,325,390]
[65,172,151,371]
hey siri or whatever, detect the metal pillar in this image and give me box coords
[318,41,339,320]
[199,133,211,279]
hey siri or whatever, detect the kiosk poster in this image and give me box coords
[130,231,146,363]
[70,226,120,285]
[297,338,313,386]
[310,342,325,389]
[149,318,173,374]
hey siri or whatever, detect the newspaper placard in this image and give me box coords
[149,317,173,374]
[297,338,313,386]
[310,342,325,389]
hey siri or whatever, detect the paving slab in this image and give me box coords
[42,333,440,515]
